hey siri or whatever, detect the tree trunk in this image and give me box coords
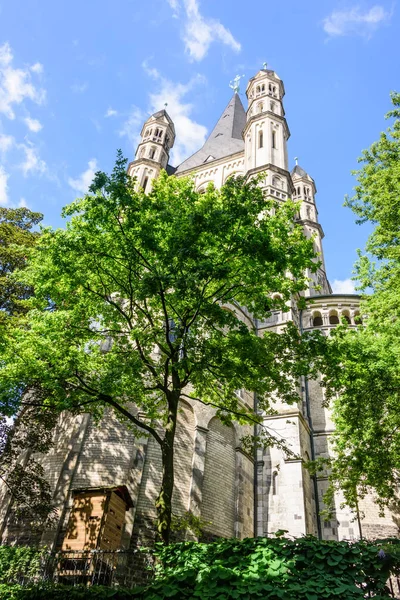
[155,400,178,545]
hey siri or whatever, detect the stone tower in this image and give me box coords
[128,109,175,192]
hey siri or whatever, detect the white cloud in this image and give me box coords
[167,0,180,15]
[331,278,356,294]
[71,82,88,94]
[323,5,391,37]
[18,197,28,208]
[0,133,14,154]
[24,116,42,132]
[30,62,43,74]
[105,107,118,118]
[19,143,47,176]
[133,63,207,165]
[167,0,241,61]
[0,42,46,119]
[68,159,98,194]
[119,106,146,149]
[0,166,9,205]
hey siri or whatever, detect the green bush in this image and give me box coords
[0,537,399,599]
[0,546,45,584]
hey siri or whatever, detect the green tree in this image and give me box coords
[0,207,56,531]
[0,153,322,543]
[319,92,400,517]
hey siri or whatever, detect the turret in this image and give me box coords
[291,163,331,296]
[243,67,290,175]
[128,109,175,192]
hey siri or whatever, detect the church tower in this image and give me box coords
[292,164,331,296]
[128,109,175,192]
[243,67,292,198]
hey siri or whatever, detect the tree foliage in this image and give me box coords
[319,92,400,516]
[1,537,399,599]
[0,207,56,531]
[0,152,323,543]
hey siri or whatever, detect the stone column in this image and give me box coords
[234,447,254,539]
[188,425,208,517]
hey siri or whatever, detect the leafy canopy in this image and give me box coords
[320,92,400,514]
[0,152,324,541]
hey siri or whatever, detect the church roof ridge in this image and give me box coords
[175,93,246,174]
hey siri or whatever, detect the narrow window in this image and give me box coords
[259,130,264,148]
[261,84,265,92]
[149,147,156,159]
[142,177,149,192]
[272,131,276,149]
[313,312,323,327]
[297,187,301,195]
[272,471,278,495]
[329,312,340,325]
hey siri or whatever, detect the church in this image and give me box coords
[0,66,397,556]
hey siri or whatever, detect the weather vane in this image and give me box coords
[229,74,244,94]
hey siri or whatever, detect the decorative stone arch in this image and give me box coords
[341,310,351,325]
[312,311,323,327]
[223,171,244,184]
[196,181,213,194]
[329,310,339,325]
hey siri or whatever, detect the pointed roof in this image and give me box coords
[144,109,175,135]
[175,94,246,174]
[291,164,309,178]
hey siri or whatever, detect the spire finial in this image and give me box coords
[229,74,244,94]
[294,157,299,166]
[263,61,268,70]
[164,102,168,109]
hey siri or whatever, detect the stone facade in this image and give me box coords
[0,66,398,548]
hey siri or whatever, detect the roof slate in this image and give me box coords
[175,94,246,173]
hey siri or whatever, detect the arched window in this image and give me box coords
[272,176,281,188]
[142,176,149,192]
[272,471,278,495]
[270,101,276,112]
[272,131,276,149]
[256,85,260,94]
[273,86,277,95]
[329,311,340,325]
[269,83,272,93]
[139,147,145,158]
[144,129,150,137]
[261,84,265,92]
[354,311,363,325]
[258,103,263,113]
[258,130,264,148]
[149,147,156,159]
[297,187,301,195]
[341,311,351,324]
[313,312,323,327]
[306,207,311,219]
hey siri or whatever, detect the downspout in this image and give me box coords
[299,308,322,540]
[253,317,259,538]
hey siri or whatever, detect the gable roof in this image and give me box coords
[175,94,246,174]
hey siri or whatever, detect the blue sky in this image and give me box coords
[0,0,399,292]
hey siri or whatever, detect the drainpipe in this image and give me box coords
[299,308,322,540]
[253,318,259,538]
